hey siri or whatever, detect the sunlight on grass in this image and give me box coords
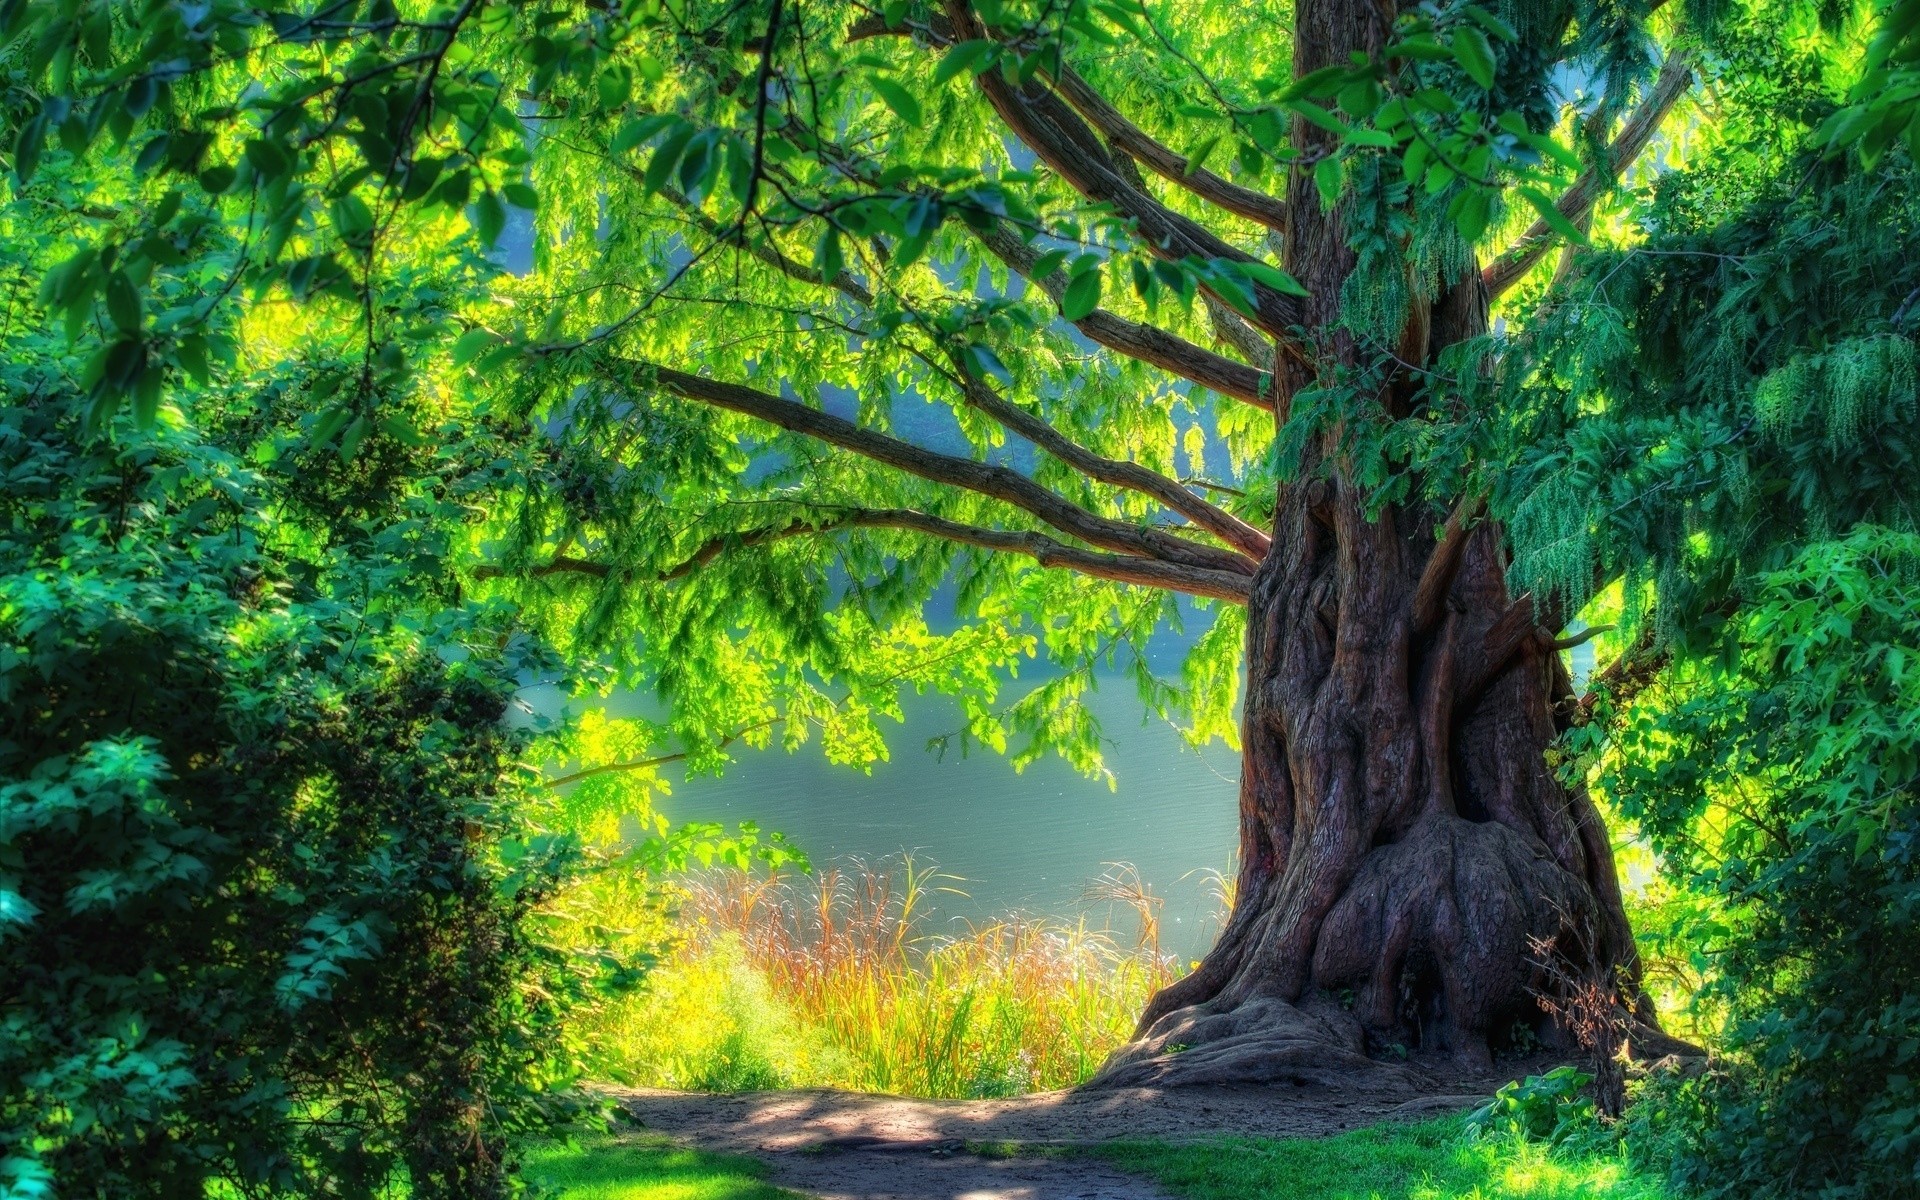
[579,857,1180,1097]
[521,1134,800,1200]
[1093,1119,1676,1200]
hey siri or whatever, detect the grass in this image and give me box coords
[1089,1118,1677,1200]
[578,855,1186,1098]
[521,1133,801,1200]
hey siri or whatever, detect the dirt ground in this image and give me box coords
[608,1064,1533,1200]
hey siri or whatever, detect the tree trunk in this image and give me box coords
[1091,0,1649,1090]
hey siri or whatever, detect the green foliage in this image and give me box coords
[1090,1117,1676,1200]
[1467,1068,1600,1147]
[1596,529,1920,1198]
[1497,4,1920,637]
[0,380,601,1195]
[0,47,634,1191]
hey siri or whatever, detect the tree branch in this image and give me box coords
[1412,495,1485,634]
[940,358,1270,559]
[848,9,1288,230]
[1049,66,1289,231]
[937,1,1305,343]
[481,508,1254,602]
[656,191,1269,555]
[978,222,1275,407]
[1483,53,1694,299]
[609,357,1257,576]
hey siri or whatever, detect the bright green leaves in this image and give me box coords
[1516,186,1589,246]
[1819,0,1920,169]
[1259,3,1588,248]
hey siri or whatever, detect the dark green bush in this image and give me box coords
[1603,530,1920,1198]
[0,380,591,1196]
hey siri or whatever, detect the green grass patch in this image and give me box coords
[1090,1118,1676,1200]
[521,1133,801,1199]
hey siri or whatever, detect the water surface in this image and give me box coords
[655,681,1241,960]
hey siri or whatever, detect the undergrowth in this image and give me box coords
[1092,1116,1679,1200]
[577,856,1179,1098]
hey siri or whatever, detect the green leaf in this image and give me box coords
[1453,25,1497,89]
[1184,135,1221,176]
[1341,127,1396,149]
[871,77,924,126]
[472,190,507,248]
[1450,187,1492,244]
[1518,186,1588,244]
[13,110,47,185]
[816,224,844,282]
[503,181,538,211]
[1238,260,1310,297]
[1061,267,1102,320]
[105,271,142,332]
[641,122,695,195]
[933,40,998,86]
[1314,155,1344,208]
[598,64,632,110]
[1466,6,1518,42]
[1030,248,1070,279]
[452,328,498,368]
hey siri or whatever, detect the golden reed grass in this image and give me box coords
[580,856,1185,1098]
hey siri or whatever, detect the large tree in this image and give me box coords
[477,0,1704,1085]
[4,0,1801,1094]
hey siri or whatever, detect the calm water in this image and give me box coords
[652,682,1242,960]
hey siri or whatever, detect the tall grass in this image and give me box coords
[580,856,1181,1098]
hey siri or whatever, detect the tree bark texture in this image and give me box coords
[1091,0,1648,1090]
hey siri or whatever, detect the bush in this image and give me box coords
[1468,1068,1600,1148]
[1602,529,1920,1198]
[0,372,597,1195]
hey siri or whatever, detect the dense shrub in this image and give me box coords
[1601,529,1920,1198]
[0,375,596,1195]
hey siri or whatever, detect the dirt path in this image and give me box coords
[609,1079,1497,1199]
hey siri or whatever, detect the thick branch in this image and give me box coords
[849,10,1287,230]
[1050,67,1289,231]
[615,359,1257,576]
[979,223,1274,407]
[1483,53,1694,298]
[480,509,1253,602]
[1411,495,1484,634]
[939,1,1304,342]
[945,361,1270,559]
[659,193,1269,553]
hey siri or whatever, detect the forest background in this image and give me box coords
[0,0,1916,1198]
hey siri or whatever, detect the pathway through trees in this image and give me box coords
[611,1075,1505,1199]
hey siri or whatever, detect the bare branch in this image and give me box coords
[1550,624,1615,652]
[1484,53,1695,299]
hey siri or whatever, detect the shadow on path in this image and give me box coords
[608,1080,1495,1199]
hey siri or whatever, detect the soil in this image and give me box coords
[607,1055,1561,1199]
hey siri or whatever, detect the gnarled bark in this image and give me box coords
[1090,0,1651,1091]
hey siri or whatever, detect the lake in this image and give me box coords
[651,679,1242,961]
